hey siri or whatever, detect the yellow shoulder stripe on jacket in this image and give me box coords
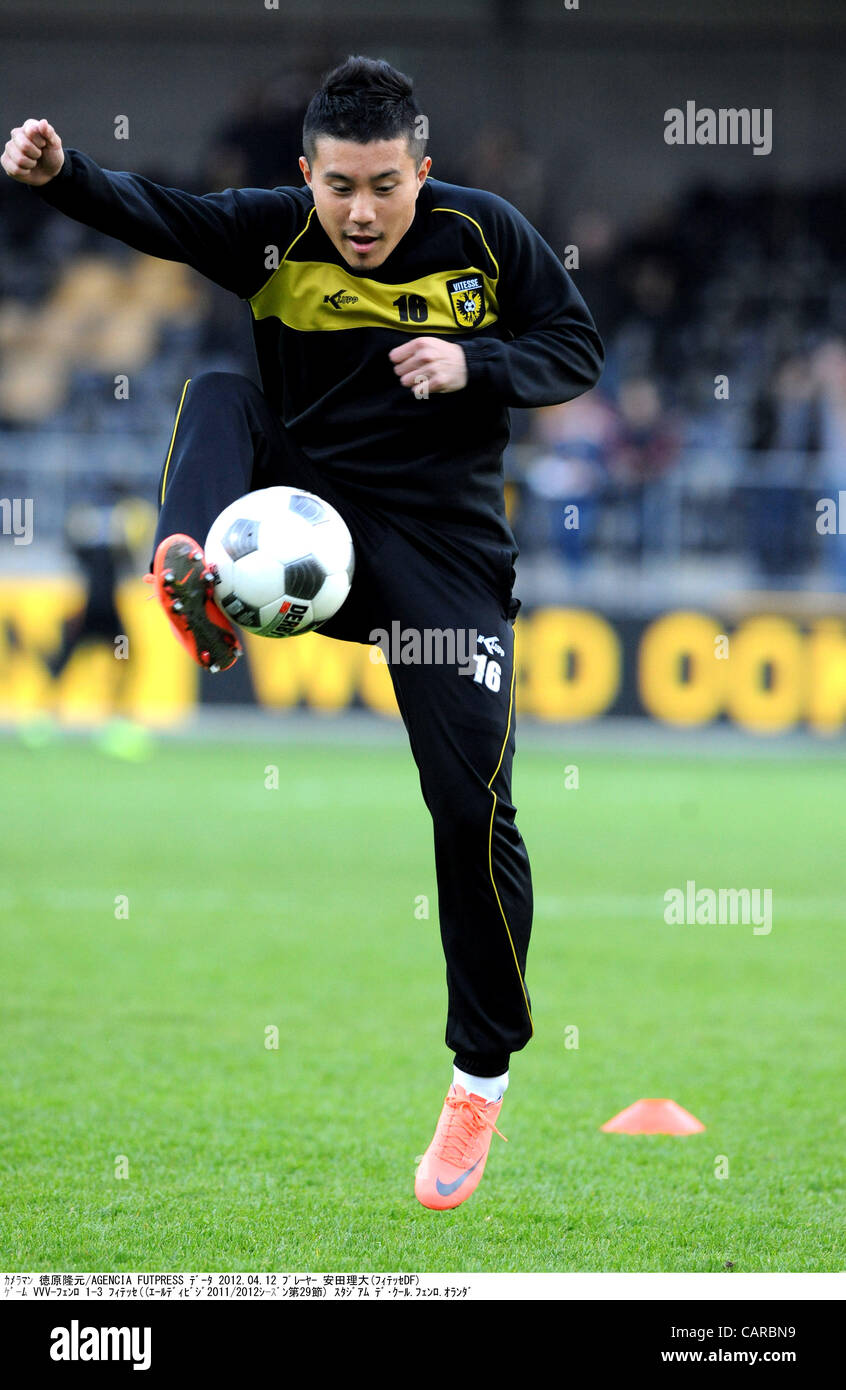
[246,205,319,302]
[430,206,500,280]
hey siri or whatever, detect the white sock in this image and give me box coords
[453,1067,509,1103]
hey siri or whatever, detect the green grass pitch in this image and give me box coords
[0,731,842,1272]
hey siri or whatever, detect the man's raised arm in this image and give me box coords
[2,118,293,301]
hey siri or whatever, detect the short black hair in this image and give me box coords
[302,55,426,166]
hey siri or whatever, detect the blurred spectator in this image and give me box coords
[48,483,155,689]
[741,353,821,580]
[608,377,682,559]
[609,200,691,389]
[812,337,846,589]
[201,68,322,191]
[522,389,618,567]
[452,124,553,237]
[567,208,624,355]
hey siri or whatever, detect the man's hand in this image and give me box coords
[2,118,64,186]
[389,337,468,395]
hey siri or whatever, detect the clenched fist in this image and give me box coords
[389,337,468,395]
[2,118,64,186]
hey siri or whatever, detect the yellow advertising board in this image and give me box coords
[2,578,846,734]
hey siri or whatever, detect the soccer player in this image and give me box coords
[3,57,604,1210]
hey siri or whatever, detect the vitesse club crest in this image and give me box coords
[446,275,486,329]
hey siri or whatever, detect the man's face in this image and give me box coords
[299,136,431,271]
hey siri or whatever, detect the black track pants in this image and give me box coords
[154,372,534,1075]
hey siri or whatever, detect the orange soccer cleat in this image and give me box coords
[414,1084,507,1211]
[150,534,242,673]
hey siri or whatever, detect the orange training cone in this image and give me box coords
[601,1098,705,1135]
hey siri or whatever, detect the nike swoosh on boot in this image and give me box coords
[435,1157,482,1197]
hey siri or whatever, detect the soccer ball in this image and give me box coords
[204,486,354,638]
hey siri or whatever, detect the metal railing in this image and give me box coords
[0,433,841,588]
